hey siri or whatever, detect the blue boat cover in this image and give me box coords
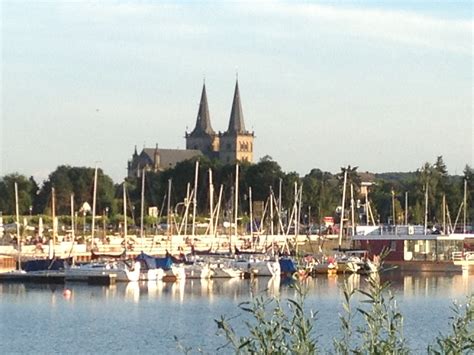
[154,256,172,270]
[135,252,157,269]
[279,258,297,274]
[135,252,172,270]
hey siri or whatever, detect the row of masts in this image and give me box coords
[12,164,470,252]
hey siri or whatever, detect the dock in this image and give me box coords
[0,271,117,285]
[0,270,65,283]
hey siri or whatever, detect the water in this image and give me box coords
[0,272,472,354]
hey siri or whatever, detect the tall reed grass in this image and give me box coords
[177,273,473,354]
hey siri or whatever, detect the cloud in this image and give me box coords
[56,2,210,38]
[48,2,471,54]
[239,2,472,55]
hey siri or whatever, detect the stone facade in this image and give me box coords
[127,146,202,178]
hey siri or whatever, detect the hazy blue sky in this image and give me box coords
[1,1,472,183]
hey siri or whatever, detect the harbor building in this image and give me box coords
[128,80,255,177]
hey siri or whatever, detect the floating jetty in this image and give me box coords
[0,270,117,285]
[0,270,65,283]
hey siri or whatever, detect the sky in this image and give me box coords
[1,1,472,183]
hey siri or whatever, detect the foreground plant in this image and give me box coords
[215,280,318,354]
[176,274,473,354]
[334,273,410,354]
[428,294,474,354]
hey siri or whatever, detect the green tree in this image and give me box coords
[36,166,116,216]
[246,156,285,203]
[0,174,37,215]
[463,165,473,229]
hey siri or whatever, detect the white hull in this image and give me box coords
[162,265,186,282]
[139,268,164,281]
[231,257,281,277]
[65,261,140,282]
[210,263,242,278]
[184,263,212,279]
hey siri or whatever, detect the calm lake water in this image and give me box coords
[1,271,473,354]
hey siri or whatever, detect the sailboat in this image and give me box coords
[3,183,71,282]
[64,174,140,282]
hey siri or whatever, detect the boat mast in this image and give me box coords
[91,165,98,241]
[249,187,253,238]
[293,181,298,239]
[278,178,282,235]
[296,183,303,255]
[463,178,467,234]
[442,194,446,235]
[233,164,239,254]
[183,183,191,236]
[405,192,408,225]
[52,187,56,247]
[123,181,128,254]
[338,167,348,250]
[209,169,214,236]
[14,182,21,270]
[351,184,355,236]
[391,189,396,226]
[270,187,274,235]
[140,168,145,239]
[166,178,172,249]
[214,185,223,237]
[424,182,429,235]
[70,194,75,239]
[192,160,199,238]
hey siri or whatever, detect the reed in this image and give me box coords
[176,275,474,354]
[214,280,317,354]
[428,295,474,354]
[334,273,409,354]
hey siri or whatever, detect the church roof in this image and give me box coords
[226,80,247,135]
[188,84,215,137]
[141,148,202,169]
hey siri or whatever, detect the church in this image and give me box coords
[127,80,255,178]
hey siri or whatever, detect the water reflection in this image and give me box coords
[396,272,472,298]
[1,272,472,354]
[0,272,472,303]
[125,281,140,303]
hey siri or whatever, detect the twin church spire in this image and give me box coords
[188,83,215,137]
[185,79,254,164]
[226,81,246,134]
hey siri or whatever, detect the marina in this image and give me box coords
[2,1,472,353]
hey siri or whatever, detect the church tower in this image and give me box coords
[219,80,254,164]
[185,83,220,159]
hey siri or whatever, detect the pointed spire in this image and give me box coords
[189,83,215,136]
[227,80,246,134]
[133,145,138,157]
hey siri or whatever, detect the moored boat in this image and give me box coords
[65,260,140,282]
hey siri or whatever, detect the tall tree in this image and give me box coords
[36,166,115,216]
[0,174,36,215]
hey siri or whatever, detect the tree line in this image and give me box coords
[0,156,472,230]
